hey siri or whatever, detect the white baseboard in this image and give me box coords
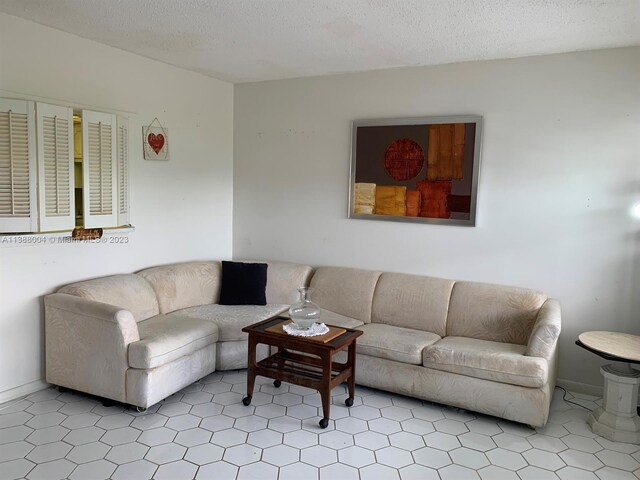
[0,379,49,406]
[557,378,603,397]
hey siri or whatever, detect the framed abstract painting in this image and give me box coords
[349,115,482,226]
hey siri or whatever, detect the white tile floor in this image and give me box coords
[1,370,639,480]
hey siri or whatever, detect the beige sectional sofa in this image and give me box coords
[45,261,312,410]
[44,261,560,426]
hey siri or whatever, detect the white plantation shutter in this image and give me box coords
[36,103,75,231]
[82,110,117,228]
[0,99,37,233]
[116,116,130,226]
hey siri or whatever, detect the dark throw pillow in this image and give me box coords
[219,261,268,306]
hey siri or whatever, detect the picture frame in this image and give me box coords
[349,115,483,227]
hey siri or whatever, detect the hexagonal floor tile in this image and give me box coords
[25,413,66,430]
[320,463,359,480]
[69,459,117,480]
[200,414,235,432]
[450,447,490,469]
[300,445,338,467]
[189,403,224,418]
[63,426,105,446]
[354,431,390,451]
[211,428,248,447]
[423,431,461,451]
[26,441,72,463]
[284,429,318,449]
[558,449,604,471]
[237,461,279,480]
[195,461,238,479]
[145,443,187,465]
[111,459,157,480]
[478,465,519,480]
[319,430,353,449]
[153,460,198,480]
[440,464,481,480]
[399,464,440,480]
[360,463,400,480]
[458,432,497,452]
[263,444,299,466]
[224,444,262,466]
[279,461,318,480]
[66,441,111,464]
[518,466,561,480]
[137,427,176,447]
[368,418,401,435]
[337,445,375,468]
[105,442,148,464]
[25,458,74,480]
[184,442,224,465]
[376,446,414,468]
[389,431,425,451]
[413,446,452,469]
[25,425,69,445]
[523,448,566,471]
[486,448,527,471]
[95,413,133,430]
[100,427,140,447]
[0,458,35,479]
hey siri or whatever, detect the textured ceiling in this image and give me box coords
[0,0,638,83]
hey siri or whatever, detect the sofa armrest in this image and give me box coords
[44,293,140,403]
[525,298,561,360]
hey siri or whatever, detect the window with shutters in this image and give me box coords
[36,103,75,232]
[0,99,37,233]
[0,97,131,235]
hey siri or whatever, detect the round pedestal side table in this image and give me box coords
[576,331,640,444]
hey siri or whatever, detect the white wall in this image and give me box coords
[0,14,234,397]
[234,47,640,389]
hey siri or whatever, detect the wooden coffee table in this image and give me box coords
[241,317,363,428]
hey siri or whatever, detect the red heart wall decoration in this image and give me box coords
[148,133,165,154]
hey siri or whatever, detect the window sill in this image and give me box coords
[0,226,135,248]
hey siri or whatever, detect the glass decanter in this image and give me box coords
[288,287,321,330]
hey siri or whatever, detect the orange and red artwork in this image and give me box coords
[350,116,481,226]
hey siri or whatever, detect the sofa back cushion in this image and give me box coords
[137,262,221,314]
[310,267,382,323]
[264,261,314,305]
[446,281,548,345]
[371,273,454,337]
[58,274,159,322]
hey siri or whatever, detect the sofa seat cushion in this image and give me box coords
[174,304,288,342]
[319,309,365,329]
[356,324,441,365]
[423,337,548,388]
[129,315,219,369]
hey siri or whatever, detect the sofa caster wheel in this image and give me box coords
[242,396,252,406]
[345,397,354,407]
[136,406,147,413]
[273,380,282,388]
[319,418,329,429]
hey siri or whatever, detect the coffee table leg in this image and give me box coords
[345,342,356,407]
[319,351,331,429]
[243,336,257,406]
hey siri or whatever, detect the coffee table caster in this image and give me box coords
[273,380,282,388]
[319,418,329,429]
[242,396,252,406]
[345,397,354,407]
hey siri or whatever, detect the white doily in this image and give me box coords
[283,322,329,337]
